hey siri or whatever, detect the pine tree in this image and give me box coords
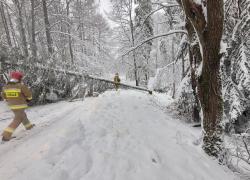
[223,0,250,133]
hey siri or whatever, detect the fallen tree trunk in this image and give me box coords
[88,76,153,94]
[0,61,153,95]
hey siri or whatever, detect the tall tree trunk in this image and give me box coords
[185,19,201,123]
[155,15,159,70]
[129,0,139,86]
[66,0,74,63]
[30,0,37,59]
[198,11,224,157]
[199,0,224,157]
[172,37,175,98]
[13,0,29,58]
[0,2,12,47]
[42,0,53,55]
[181,0,224,157]
[132,50,139,86]
[165,8,176,98]
[7,8,18,48]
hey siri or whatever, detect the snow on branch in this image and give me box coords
[142,7,165,25]
[0,1,14,12]
[152,2,180,8]
[49,20,71,29]
[137,3,180,35]
[159,61,175,71]
[122,30,187,57]
[175,35,189,60]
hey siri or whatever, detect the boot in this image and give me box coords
[26,124,35,130]
[2,136,11,141]
[2,130,13,141]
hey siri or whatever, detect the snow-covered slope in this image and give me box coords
[0,90,238,180]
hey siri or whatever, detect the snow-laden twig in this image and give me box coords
[122,30,187,57]
[152,2,180,8]
[230,130,250,166]
[0,0,15,12]
[49,20,71,29]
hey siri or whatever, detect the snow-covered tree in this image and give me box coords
[109,0,141,86]
[134,0,154,86]
[176,0,225,157]
[0,0,114,102]
[223,0,250,133]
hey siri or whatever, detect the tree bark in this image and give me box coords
[42,0,53,55]
[198,1,224,156]
[185,18,201,123]
[181,0,224,157]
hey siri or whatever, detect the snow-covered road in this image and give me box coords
[0,90,238,180]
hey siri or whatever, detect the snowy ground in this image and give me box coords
[0,90,239,180]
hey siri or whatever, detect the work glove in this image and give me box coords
[26,99,32,106]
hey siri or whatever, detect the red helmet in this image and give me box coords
[10,71,23,81]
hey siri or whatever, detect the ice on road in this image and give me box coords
[0,90,237,180]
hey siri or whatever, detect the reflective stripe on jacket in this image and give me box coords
[1,82,32,109]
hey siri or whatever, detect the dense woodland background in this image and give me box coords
[0,0,249,177]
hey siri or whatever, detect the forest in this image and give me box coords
[0,0,249,179]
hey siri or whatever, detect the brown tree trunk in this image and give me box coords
[42,0,53,55]
[199,1,224,157]
[185,19,201,123]
[181,0,224,157]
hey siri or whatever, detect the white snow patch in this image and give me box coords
[193,0,202,5]
[220,40,228,54]
[0,90,238,180]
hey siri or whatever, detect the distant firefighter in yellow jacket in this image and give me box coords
[114,73,121,91]
[1,71,34,141]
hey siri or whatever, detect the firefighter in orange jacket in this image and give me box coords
[1,71,34,141]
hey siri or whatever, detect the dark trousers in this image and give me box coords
[115,83,119,91]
